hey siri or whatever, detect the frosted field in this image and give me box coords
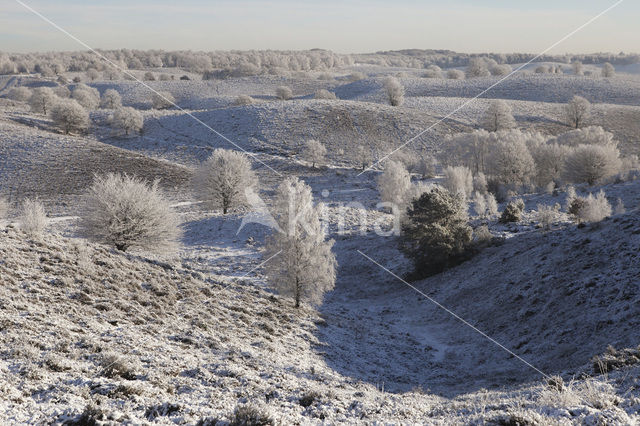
[2,61,640,424]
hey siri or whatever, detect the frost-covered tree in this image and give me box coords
[234,95,255,105]
[466,58,490,78]
[563,144,621,185]
[50,99,89,134]
[86,68,100,81]
[442,166,473,199]
[71,87,99,110]
[111,107,143,136]
[29,87,57,114]
[80,173,181,253]
[422,65,442,78]
[377,160,411,209]
[447,69,465,80]
[564,95,590,128]
[490,64,512,76]
[482,100,516,132]
[8,86,32,102]
[440,129,493,175]
[352,144,372,171]
[264,177,336,308]
[400,186,473,278]
[100,89,122,109]
[314,89,337,100]
[152,91,175,109]
[143,71,156,81]
[488,133,536,188]
[572,61,584,76]
[416,156,436,179]
[275,86,293,100]
[551,126,616,148]
[528,142,568,188]
[303,139,327,168]
[601,62,615,78]
[383,76,404,106]
[193,149,257,214]
[20,198,47,239]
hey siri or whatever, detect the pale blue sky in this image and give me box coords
[1,0,638,53]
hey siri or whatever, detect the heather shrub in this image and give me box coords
[401,186,473,278]
[229,405,274,426]
[499,198,525,223]
[80,173,181,253]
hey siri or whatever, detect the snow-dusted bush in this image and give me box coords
[303,139,327,168]
[29,87,57,114]
[264,177,336,308]
[571,190,612,223]
[111,107,144,136]
[50,99,89,134]
[482,100,516,132]
[614,198,625,215]
[383,76,404,106]
[535,65,549,74]
[275,86,293,100]
[348,72,366,82]
[143,71,156,81]
[442,166,473,199]
[488,132,536,188]
[234,95,255,106]
[229,405,274,426]
[317,72,333,80]
[193,149,257,214]
[473,225,493,245]
[377,160,411,209]
[572,61,584,76]
[401,186,473,278]
[564,95,590,128]
[86,68,99,81]
[314,89,337,100]
[152,91,175,109]
[601,62,615,78]
[474,172,488,193]
[8,86,32,102]
[20,198,47,239]
[563,144,621,185]
[472,192,486,217]
[103,68,121,80]
[80,173,181,253]
[529,142,568,188]
[552,126,616,148]
[447,69,465,79]
[499,198,525,223]
[422,65,442,78]
[486,193,498,216]
[536,203,560,231]
[490,63,512,76]
[100,89,122,109]
[158,73,171,81]
[71,87,99,110]
[54,86,70,98]
[466,58,490,78]
[440,129,492,174]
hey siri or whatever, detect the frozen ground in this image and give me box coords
[2,62,640,423]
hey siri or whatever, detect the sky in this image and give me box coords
[1,0,638,54]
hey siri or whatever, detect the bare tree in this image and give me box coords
[80,173,181,253]
[29,87,57,114]
[111,107,143,136]
[193,149,257,214]
[564,95,590,128]
[383,76,404,106]
[264,177,336,308]
[100,89,122,109]
[482,100,516,132]
[50,99,89,134]
[303,139,327,168]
